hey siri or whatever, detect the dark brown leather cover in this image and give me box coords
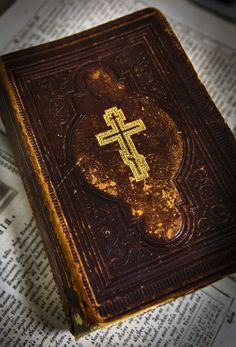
[1,8,236,338]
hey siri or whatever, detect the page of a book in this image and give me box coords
[0,1,235,346]
[148,0,236,50]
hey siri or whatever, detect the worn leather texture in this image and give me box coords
[1,8,236,336]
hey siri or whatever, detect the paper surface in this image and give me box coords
[0,1,235,346]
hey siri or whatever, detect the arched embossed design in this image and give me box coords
[64,61,193,258]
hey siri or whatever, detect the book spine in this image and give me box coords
[0,60,95,337]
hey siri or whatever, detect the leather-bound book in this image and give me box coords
[0,8,236,338]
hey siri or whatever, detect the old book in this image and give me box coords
[0,7,236,338]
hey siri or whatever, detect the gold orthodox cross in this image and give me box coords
[96,107,149,182]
